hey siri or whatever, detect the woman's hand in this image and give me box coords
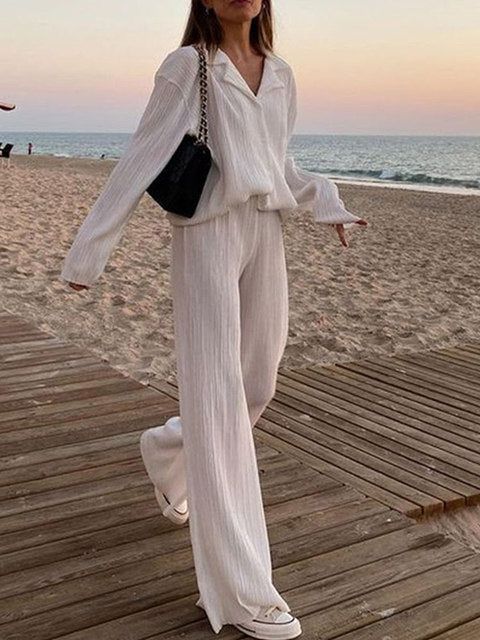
[330,218,368,248]
[68,282,90,291]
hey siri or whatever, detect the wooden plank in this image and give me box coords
[456,344,480,356]
[328,360,480,420]
[0,482,358,557]
[1,408,165,453]
[0,371,129,403]
[1,406,175,457]
[429,618,480,639]
[396,352,480,384]
[0,364,125,393]
[269,398,465,510]
[270,503,406,549]
[0,387,166,431]
[0,519,454,634]
[0,484,155,535]
[310,361,480,429]
[268,391,479,504]
[0,391,172,436]
[262,473,341,505]
[0,514,434,639]
[275,518,437,582]
[429,350,480,372]
[0,508,400,600]
[0,439,288,491]
[0,570,200,640]
[259,411,444,515]
[326,359,480,446]
[0,377,143,414]
[0,348,91,371]
[275,375,480,467]
[0,496,391,578]
[148,378,179,401]
[0,357,100,380]
[271,382,480,495]
[363,353,480,398]
[0,338,72,355]
[2,313,480,640]
[2,592,204,640]
[0,332,51,344]
[0,336,55,351]
[77,537,473,640]
[255,428,422,516]
[0,499,397,611]
[265,486,364,525]
[0,512,174,574]
[279,370,480,457]
[0,455,327,506]
[296,554,480,640]
[255,441,284,461]
[0,524,188,598]
[332,580,480,640]
[0,467,152,515]
[0,443,141,486]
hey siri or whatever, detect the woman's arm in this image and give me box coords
[60,61,193,287]
[283,69,364,227]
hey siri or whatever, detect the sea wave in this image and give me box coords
[323,168,479,190]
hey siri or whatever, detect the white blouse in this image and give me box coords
[60,44,363,286]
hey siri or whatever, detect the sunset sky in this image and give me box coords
[2,0,479,135]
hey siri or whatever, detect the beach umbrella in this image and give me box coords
[0,102,16,111]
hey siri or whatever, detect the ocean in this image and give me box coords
[2,131,479,195]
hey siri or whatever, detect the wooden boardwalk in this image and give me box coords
[262,351,480,518]
[2,310,480,639]
[161,344,480,517]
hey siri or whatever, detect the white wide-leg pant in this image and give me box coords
[149,196,291,633]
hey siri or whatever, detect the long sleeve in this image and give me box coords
[60,69,192,286]
[283,70,363,227]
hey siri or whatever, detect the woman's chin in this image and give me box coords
[227,0,257,19]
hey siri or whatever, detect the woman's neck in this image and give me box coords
[218,21,254,60]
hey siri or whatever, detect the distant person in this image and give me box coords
[100,153,105,159]
[28,142,33,155]
[0,143,14,168]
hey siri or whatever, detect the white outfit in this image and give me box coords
[58,44,364,635]
[167,195,291,632]
[59,44,362,287]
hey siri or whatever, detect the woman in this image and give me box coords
[60,1,367,637]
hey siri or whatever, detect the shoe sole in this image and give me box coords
[139,430,189,526]
[154,487,189,526]
[197,598,301,638]
[233,618,302,640]
[195,602,302,640]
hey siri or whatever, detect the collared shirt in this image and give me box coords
[60,44,362,286]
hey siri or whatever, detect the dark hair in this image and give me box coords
[180,1,274,58]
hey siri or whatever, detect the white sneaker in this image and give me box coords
[152,486,189,526]
[233,605,302,639]
[139,425,189,526]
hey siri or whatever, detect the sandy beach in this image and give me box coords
[1,154,479,385]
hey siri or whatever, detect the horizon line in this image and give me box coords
[1,131,479,138]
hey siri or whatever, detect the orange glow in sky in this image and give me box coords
[1,0,479,134]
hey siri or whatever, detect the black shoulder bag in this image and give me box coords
[146,43,212,218]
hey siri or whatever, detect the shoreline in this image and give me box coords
[7,153,480,198]
[1,154,479,385]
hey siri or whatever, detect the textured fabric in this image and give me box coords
[60,43,362,286]
[152,195,289,633]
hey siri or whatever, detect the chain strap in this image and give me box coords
[193,44,209,146]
